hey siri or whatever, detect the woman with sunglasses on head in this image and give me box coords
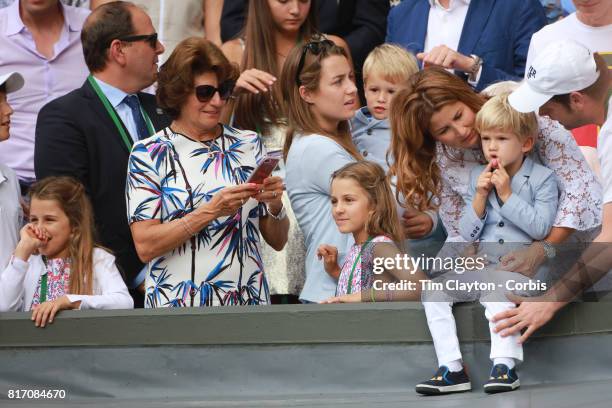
[126,37,288,308]
[221,0,350,304]
[282,38,360,303]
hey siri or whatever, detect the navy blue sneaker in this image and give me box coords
[484,364,520,394]
[415,366,472,395]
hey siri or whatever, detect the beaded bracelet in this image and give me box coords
[181,216,196,236]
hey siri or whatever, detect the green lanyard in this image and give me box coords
[87,75,155,150]
[346,236,373,295]
[39,273,48,303]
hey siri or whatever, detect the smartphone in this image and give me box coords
[247,150,282,184]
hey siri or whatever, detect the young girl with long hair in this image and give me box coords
[0,177,133,326]
[317,161,426,303]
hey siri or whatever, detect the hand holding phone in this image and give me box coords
[247,150,282,185]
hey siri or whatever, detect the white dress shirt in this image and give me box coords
[424,0,471,53]
[424,0,482,85]
[0,248,133,311]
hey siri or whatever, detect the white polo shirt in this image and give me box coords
[0,163,22,268]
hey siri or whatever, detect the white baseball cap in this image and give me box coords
[0,71,24,94]
[509,41,599,113]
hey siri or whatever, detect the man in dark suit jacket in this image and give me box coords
[387,0,546,90]
[34,1,171,306]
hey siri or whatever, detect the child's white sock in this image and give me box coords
[442,359,463,372]
[493,357,515,369]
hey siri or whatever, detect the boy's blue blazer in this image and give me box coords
[459,157,558,243]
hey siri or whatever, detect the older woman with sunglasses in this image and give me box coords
[126,37,288,308]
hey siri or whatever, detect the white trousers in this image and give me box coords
[423,300,523,366]
[422,269,525,366]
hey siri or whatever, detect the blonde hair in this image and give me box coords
[331,161,404,244]
[475,93,538,142]
[29,177,97,296]
[480,81,519,98]
[281,39,362,160]
[362,44,419,84]
[389,67,485,211]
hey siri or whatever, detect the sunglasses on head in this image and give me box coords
[295,39,335,85]
[195,81,236,103]
[117,33,158,48]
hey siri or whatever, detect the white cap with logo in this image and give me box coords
[0,71,24,94]
[509,40,600,113]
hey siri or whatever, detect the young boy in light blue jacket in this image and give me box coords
[351,44,418,172]
[352,45,446,258]
[416,93,558,396]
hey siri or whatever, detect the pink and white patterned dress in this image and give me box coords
[336,235,393,296]
[31,257,71,307]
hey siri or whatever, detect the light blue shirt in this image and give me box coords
[92,77,141,144]
[285,134,355,302]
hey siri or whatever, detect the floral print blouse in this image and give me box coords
[126,125,270,308]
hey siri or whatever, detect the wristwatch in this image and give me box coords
[468,54,483,82]
[267,204,287,220]
[541,240,556,259]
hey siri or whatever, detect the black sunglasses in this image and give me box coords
[295,39,335,85]
[117,33,158,48]
[195,81,236,103]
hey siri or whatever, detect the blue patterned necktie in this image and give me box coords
[123,94,149,140]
